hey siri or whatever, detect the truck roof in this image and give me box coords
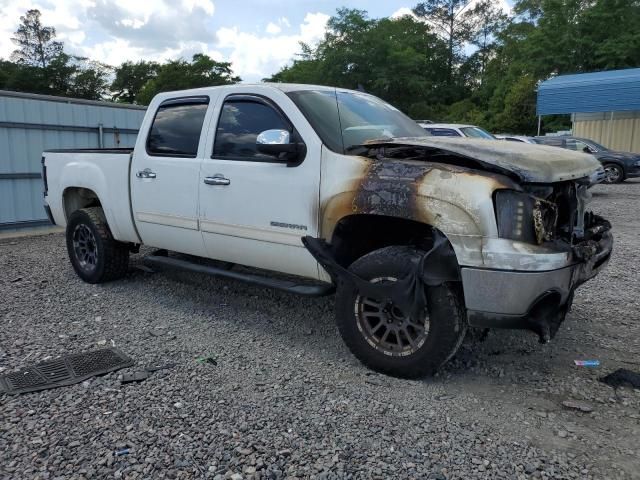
[152,83,347,101]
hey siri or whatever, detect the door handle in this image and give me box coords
[136,168,157,179]
[204,174,230,186]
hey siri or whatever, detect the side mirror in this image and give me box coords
[256,129,305,165]
[583,146,594,154]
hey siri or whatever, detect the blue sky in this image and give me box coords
[0,0,510,81]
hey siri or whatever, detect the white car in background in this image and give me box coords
[421,123,496,139]
[495,134,538,144]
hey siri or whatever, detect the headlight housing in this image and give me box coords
[494,190,558,244]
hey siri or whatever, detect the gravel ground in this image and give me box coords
[1,181,639,480]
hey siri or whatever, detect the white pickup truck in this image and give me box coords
[42,84,613,378]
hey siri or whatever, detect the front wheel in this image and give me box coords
[335,246,466,378]
[66,207,129,283]
[603,163,624,184]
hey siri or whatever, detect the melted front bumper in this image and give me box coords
[462,226,612,333]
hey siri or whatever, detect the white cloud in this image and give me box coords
[216,12,329,81]
[391,7,415,19]
[392,1,512,22]
[0,2,329,82]
[266,22,281,35]
[279,17,291,28]
[0,0,92,59]
[182,0,215,16]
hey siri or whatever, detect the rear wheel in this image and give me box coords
[66,207,129,283]
[335,246,466,378]
[603,163,624,184]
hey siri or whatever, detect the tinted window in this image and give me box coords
[426,128,461,137]
[147,98,209,157]
[537,138,564,147]
[287,90,427,153]
[213,100,291,160]
[505,137,525,142]
[460,126,495,139]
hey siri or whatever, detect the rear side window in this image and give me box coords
[147,97,209,157]
[426,128,461,137]
[212,99,292,161]
[539,138,565,148]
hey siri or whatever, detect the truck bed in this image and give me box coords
[44,148,134,154]
[43,149,139,243]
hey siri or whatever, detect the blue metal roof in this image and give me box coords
[537,68,640,115]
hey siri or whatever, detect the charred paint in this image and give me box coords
[320,153,516,241]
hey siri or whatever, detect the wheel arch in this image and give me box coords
[328,213,461,274]
[63,187,102,221]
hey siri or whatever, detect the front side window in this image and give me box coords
[566,139,590,152]
[213,99,291,160]
[426,128,461,137]
[147,97,209,157]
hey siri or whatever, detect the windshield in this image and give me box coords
[287,89,427,153]
[460,126,495,139]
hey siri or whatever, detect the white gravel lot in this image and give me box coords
[1,181,639,480]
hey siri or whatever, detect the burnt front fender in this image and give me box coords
[321,159,514,241]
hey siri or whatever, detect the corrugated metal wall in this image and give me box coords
[573,111,640,153]
[0,90,146,229]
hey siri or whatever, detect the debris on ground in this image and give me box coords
[121,371,150,384]
[145,362,177,372]
[600,368,640,389]
[561,399,594,413]
[196,355,217,366]
[574,360,600,367]
[114,448,130,456]
[10,277,22,283]
[0,348,133,395]
[121,363,176,384]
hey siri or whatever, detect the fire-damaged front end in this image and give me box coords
[468,176,613,342]
[314,137,613,343]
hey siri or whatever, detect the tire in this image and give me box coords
[66,207,129,283]
[603,163,624,184]
[335,246,466,378]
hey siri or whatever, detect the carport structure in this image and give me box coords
[537,68,640,153]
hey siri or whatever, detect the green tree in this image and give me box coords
[69,58,113,100]
[11,9,63,68]
[412,0,477,85]
[467,0,508,83]
[137,54,240,105]
[578,0,640,70]
[111,61,159,103]
[266,9,450,114]
[491,75,538,134]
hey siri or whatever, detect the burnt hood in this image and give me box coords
[363,137,602,183]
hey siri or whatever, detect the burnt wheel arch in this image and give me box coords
[329,214,452,268]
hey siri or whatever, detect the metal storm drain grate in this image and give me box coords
[0,348,133,395]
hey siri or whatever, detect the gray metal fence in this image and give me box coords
[0,90,146,230]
